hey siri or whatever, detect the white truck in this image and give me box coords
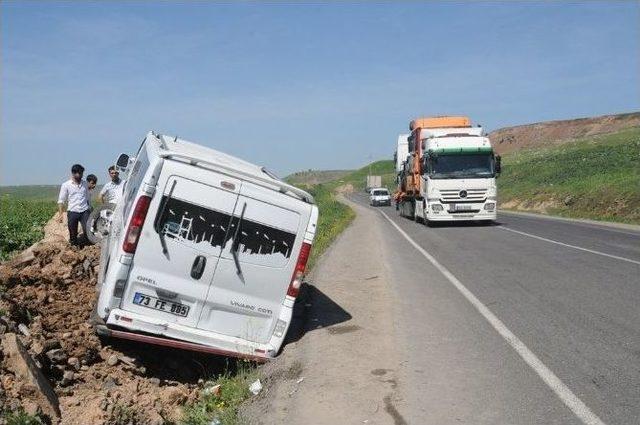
[93,132,318,360]
[396,117,501,223]
[394,134,410,174]
[365,175,382,193]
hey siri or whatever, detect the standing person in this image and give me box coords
[100,166,123,206]
[57,164,91,246]
[86,174,98,210]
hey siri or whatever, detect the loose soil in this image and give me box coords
[0,217,231,425]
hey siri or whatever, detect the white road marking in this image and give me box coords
[499,226,640,266]
[379,210,607,425]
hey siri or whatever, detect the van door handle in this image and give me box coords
[191,255,207,279]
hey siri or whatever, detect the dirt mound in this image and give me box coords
[489,111,640,155]
[0,217,227,424]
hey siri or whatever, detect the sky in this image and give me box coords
[1,1,639,185]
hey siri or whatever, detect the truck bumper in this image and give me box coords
[426,207,497,222]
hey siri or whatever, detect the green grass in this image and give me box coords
[182,365,259,425]
[0,196,57,261]
[303,184,355,270]
[499,127,640,223]
[2,408,43,425]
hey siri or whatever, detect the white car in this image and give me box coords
[94,132,318,360]
[369,188,391,206]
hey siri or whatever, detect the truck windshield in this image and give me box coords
[429,153,495,179]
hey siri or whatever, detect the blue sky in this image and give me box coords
[2,1,639,185]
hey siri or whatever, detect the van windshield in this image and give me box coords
[372,190,389,196]
[429,153,495,179]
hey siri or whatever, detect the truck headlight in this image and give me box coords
[432,204,443,212]
[484,203,496,211]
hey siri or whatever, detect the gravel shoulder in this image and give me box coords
[242,195,406,425]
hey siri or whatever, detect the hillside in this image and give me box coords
[499,127,640,223]
[489,112,640,155]
[285,170,351,186]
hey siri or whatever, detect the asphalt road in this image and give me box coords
[349,193,640,425]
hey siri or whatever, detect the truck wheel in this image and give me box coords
[413,205,421,224]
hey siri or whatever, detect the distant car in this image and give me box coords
[369,188,391,206]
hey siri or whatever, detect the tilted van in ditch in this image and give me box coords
[93,132,318,360]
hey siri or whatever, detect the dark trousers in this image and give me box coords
[67,210,90,246]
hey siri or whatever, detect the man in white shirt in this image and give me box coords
[100,166,123,206]
[57,164,91,246]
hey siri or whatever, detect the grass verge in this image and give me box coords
[499,127,640,224]
[181,364,259,425]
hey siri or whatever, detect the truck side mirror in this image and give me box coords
[495,155,502,175]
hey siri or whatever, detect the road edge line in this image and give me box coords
[379,210,607,425]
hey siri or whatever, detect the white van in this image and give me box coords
[94,132,318,360]
[369,188,391,206]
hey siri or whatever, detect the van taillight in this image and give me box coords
[122,195,152,253]
[287,242,312,298]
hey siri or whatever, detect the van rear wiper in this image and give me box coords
[231,202,247,280]
[156,180,177,255]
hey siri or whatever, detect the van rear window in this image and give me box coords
[155,197,296,259]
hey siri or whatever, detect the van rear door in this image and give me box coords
[196,181,311,343]
[120,162,241,328]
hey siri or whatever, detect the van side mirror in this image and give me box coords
[116,154,130,168]
[495,155,502,175]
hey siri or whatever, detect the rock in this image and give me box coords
[13,247,36,267]
[107,354,119,366]
[118,354,138,367]
[83,259,91,272]
[61,370,75,386]
[31,341,45,355]
[99,398,109,411]
[23,400,42,417]
[1,333,61,419]
[62,332,72,339]
[18,323,31,338]
[102,376,118,390]
[149,377,161,387]
[46,348,67,364]
[67,357,80,370]
[43,339,61,351]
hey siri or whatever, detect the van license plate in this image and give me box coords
[133,292,190,317]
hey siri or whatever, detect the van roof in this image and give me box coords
[159,134,266,180]
[149,132,314,204]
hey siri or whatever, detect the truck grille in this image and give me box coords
[439,188,487,203]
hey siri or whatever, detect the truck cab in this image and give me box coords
[417,127,500,222]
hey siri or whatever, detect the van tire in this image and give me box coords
[87,205,115,245]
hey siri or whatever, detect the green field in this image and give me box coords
[499,127,640,223]
[0,185,60,200]
[0,197,56,260]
